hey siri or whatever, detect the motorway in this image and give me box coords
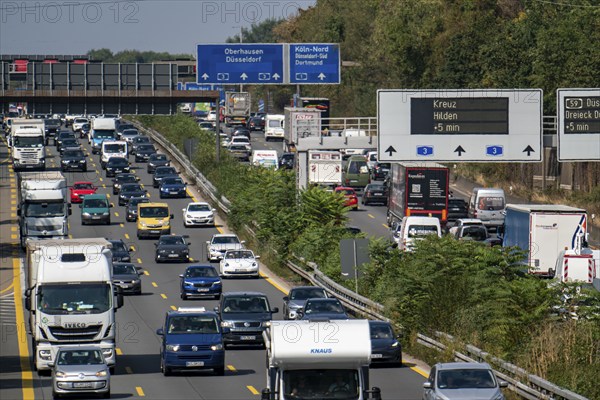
[0,124,428,399]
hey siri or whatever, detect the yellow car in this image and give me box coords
[137,203,173,239]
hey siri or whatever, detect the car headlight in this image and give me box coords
[61,160,68,164]
[55,370,67,378]
[139,221,147,227]
[212,280,222,286]
[82,212,91,216]
[391,341,399,347]
[184,280,194,286]
[182,249,189,254]
[159,249,167,254]
[492,394,505,400]
[223,263,229,267]
[95,370,108,377]
[221,321,234,328]
[210,344,223,351]
[132,279,140,284]
[262,321,271,327]
[102,212,109,216]
[122,256,131,262]
[166,344,180,352]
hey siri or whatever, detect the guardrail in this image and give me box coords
[130,119,589,400]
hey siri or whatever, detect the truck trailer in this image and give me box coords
[17,171,70,248]
[224,92,251,126]
[386,162,449,229]
[502,204,588,277]
[261,319,381,400]
[308,150,343,188]
[24,238,123,373]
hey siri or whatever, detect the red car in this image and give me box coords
[334,186,359,210]
[70,181,97,203]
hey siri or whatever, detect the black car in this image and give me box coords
[369,320,402,366]
[152,166,178,188]
[282,286,328,320]
[118,183,146,206]
[248,116,265,131]
[371,162,391,181]
[216,291,279,348]
[55,131,77,148]
[126,196,150,222]
[58,138,80,155]
[108,239,134,262]
[147,153,170,173]
[112,262,143,295]
[105,156,131,177]
[44,119,62,144]
[134,144,157,162]
[155,235,190,263]
[278,153,295,170]
[60,149,87,172]
[112,173,140,195]
[300,298,348,320]
[231,126,251,139]
[447,198,468,223]
[131,136,152,155]
[362,183,388,206]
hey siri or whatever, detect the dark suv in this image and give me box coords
[215,292,278,348]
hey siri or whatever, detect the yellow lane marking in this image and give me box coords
[99,177,103,182]
[259,272,287,294]
[116,348,123,356]
[0,283,14,294]
[131,245,136,251]
[120,223,124,228]
[247,386,260,395]
[10,188,16,193]
[368,214,375,219]
[11,226,17,232]
[227,365,237,371]
[68,234,73,239]
[135,386,145,397]
[186,188,198,202]
[125,366,133,374]
[143,270,149,276]
[151,282,158,287]
[102,184,106,189]
[10,193,16,199]
[189,257,194,262]
[14,258,34,399]
[137,258,143,264]
[160,294,167,299]
[107,194,111,199]
[10,200,16,205]
[382,223,389,229]
[125,233,130,239]
[410,365,429,377]
[114,212,119,217]
[170,305,177,311]
[11,234,17,240]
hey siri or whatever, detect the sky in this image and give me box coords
[0,0,316,56]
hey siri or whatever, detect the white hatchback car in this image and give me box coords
[220,249,260,278]
[206,234,245,261]
[182,202,216,227]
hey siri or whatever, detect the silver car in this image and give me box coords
[423,362,507,400]
[51,346,111,399]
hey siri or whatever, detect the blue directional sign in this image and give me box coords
[416,146,434,156]
[197,44,284,84]
[486,145,504,157]
[289,44,340,84]
[177,82,184,90]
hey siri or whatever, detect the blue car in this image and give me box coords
[159,176,187,198]
[180,265,222,300]
[369,320,402,366]
[156,307,226,376]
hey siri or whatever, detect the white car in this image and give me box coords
[207,110,217,122]
[447,218,485,236]
[182,202,216,227]
[219,249,260,278]
[206,234,245,261]
[224,136,251,151]
[72,117,90,132]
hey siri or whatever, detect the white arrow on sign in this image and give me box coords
[318,73,326,80]
[201,73,209,80]
[272,73,280,80]
[240,73,248,81]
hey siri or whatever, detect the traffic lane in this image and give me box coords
[370,364,426,399]
[347,203,391,239]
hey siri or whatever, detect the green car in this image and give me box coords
[80,194,112,225]
[343,155,371,189]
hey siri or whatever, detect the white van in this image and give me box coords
[393,216,442,251]
[468,188,506,230]
[264,114,285,141]
[252,150,279,169]
[101,140,128,169]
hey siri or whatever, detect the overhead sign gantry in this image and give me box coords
[557,88,600,161]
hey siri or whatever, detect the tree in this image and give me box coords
[226,18,284,43]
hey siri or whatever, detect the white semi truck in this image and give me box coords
[261,319,381,400]
[9,118,46,170]
[24,238,123,373]
[308,150,343,188]
[17,171,70,248]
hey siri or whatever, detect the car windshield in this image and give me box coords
[461,226,488,241]
[104,143,125,152]
[167,316,219,334]
[162,177,184,185]
[121,184,143,192]
[156,167,177,176]
[138,144,155,151]
[61,139,78,147]
[129,197,149,206]
[113,263,137,275]
[57,349,104,366]
[226,250,253,259]
[290,288,327,301]
[159,236,185,245]
[64,150,84,158]
[13,136,44,147]
[212,236,240,245]
[188,204,210,212]
[367,184,385,191]
[337,189,355,196]
[150,154,167,161]
[407,225,438,238]
[24,202,66,217]
[283,369,359,400]
[73,183,93,190]
[305,300,345,314]
[118,124,134,131]
[478,196,504,211]
[111,241,127,252]
[370,324,394,339]
[38,283,111,314]
[58,132,75,140]
[74,118,88,123]
[122,131,139,137]
[134,137,151,143]
[376,163,391,169]
[93,130,116,139]
[229,145,247,151]
[437,369,497,389]
[108,158,128,166]
[84,199,108,208]
[185,267,218,278]
[116,175,137,183]
[222,296,269,313]
[139,206,169,218]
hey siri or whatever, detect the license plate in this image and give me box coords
[186,361,204,367]
[150,230,160,234]
[168,254,179,258]
[92,216,101,219]
[73,382,93,388]
[240,335,256,340]
[198,288,210,292]
[371,354,383,358]
[374,193,383,196]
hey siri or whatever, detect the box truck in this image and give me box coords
[502,204,588,277]
[91,117,117,154]
[308,150,343,188]
[261,319,381,400]
[386,163,449,229]
[24,238,123,373]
